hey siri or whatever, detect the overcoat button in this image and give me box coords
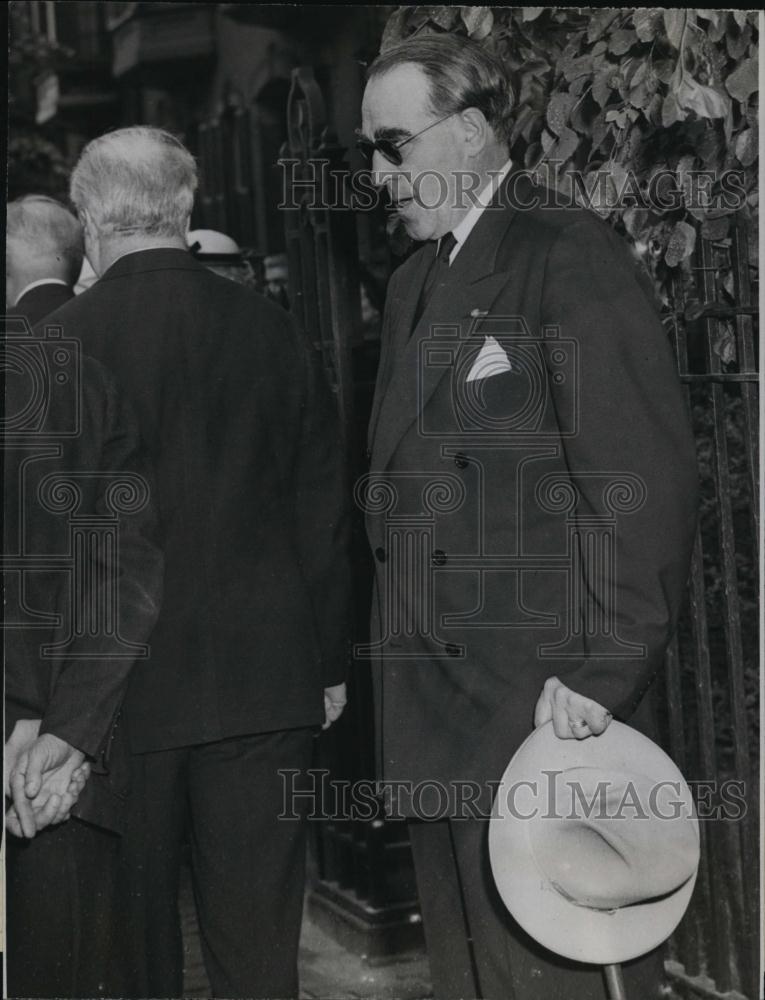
[432,549,447,566]
[375,546,386,562]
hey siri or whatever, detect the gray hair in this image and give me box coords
[7,195,85,282]
[369,34,514,149]
[69,126,198,239]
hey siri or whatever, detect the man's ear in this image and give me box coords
[459,107,490,157]
[79,207,95,240]
[78,208,103,276]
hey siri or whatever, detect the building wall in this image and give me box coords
[210,14,301,109]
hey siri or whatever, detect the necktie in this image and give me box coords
[412,231,457,331]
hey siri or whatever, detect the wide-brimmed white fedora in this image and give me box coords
[488,721,699,965]
[186,229,244,260]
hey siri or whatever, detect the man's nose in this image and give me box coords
[370,150,394,188]
[371,158,410,203]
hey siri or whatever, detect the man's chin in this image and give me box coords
[396,211,432,243]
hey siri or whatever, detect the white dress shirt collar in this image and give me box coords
[445,158,514,264]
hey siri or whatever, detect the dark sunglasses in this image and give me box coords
[355,110,460,166]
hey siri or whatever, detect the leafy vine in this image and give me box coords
[380,7,759,310]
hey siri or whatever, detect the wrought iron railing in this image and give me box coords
[196,89,287,256]
[279,64,421,956]
[661,220,759,1000]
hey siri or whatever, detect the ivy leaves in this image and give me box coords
[379,6,758,302]
[380,6,494,53]
[667,72,729,123]
[665,220,697,267]
[726,58,759,103]
[460,7,494,41]
[735,125,758,168]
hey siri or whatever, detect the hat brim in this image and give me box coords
[488,721,698,965]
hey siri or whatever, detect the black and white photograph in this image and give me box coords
[3,5,762,1000]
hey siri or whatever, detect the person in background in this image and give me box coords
[5,328,163,998]
[6,195,84,325]
[263,252,290,310]
[43,125,351,999]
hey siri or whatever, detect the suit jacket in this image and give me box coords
[14,281,74,326]
[41,248,350,753]
[365,170,698,815]
[4,344,163,831]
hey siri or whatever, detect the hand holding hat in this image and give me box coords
[534,675,613,739]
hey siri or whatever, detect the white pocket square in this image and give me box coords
[466,336,512,382]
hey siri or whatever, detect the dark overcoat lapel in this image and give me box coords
[367,244,433,450]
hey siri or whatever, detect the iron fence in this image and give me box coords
[661,219,759,1000]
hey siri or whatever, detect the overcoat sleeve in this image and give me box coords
[39,360,164,758]
[539,217,699,718]
[291,329,352,688]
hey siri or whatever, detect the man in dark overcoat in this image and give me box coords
[4,323,163,997]
[360,34,698,1000]
[42,126,351,998]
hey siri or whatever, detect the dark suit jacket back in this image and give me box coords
[42,249,350,753]
[14,282,74,326]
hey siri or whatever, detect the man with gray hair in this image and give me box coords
[6,195,84,325]
[43,125,351,998]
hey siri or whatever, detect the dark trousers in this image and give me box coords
[6,818,120,998]
[408,818,664,1000]
[114,728,314,999]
